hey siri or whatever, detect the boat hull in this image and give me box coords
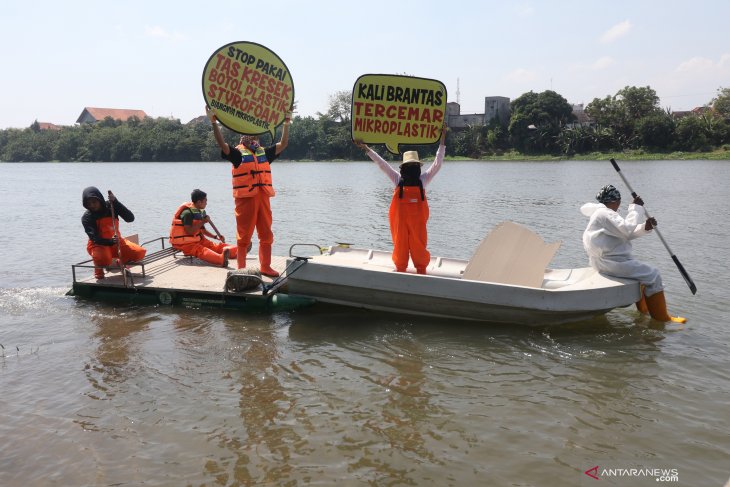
[284,249,640,325]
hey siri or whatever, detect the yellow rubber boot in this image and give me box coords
[645,291,687,324]
[635,285,649,315]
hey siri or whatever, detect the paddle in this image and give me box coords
[108,190,130,288]
[207,216,224,242]
[208,216,253,253]
[609,158,697,294]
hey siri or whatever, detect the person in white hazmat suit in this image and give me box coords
[581,184,685,323]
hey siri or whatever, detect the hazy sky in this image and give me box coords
[1,0,727,129]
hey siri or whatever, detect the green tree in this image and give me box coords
[53,126,86,161]
[319,90,352,124]
[617,86,661,120]
[635,113,675,150]
[452,124,485,158]
[508,90,574,153]
[286,115,327,160]
[711,87,730,118]
[585,85,661,149]
[674,116,710,151]
[698,113,729,146]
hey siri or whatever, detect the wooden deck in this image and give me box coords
[67,250,317,312]
[75,253,289,293]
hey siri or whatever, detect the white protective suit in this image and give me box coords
[580,202,663,295]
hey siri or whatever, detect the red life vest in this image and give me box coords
[169,202,204,246]
[232,144,275,198]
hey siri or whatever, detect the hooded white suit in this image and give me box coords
[580,202,663,295]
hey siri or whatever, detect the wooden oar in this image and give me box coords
[108,190,129,288]
[208,216,252,252]
[207,216,224,241]
[609,159,697,294]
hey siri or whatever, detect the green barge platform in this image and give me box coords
[67,237,315,312]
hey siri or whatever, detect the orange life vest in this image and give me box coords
[231,144,275,198]
[95,215,118,240]
[169,202,204,246]
[86,214,118,249]
[85,214,119,253]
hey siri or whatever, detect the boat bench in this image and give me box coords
[128,246,184,277]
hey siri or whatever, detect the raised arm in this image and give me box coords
[421,124,447,186]
[206,106,231,155]
[274,111,292,155]
[353,139,399,185]
[108,191,135,222]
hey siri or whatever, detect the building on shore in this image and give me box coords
[76,107,148,124]
[567,104,595,128]
[446,96,511,129]
[36,122,62,131]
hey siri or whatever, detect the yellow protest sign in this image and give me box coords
[202,41,294,140]
[351,74,447,154]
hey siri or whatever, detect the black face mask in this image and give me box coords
[400,164,421,184]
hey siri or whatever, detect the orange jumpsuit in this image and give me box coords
[175,238,236,267]
[169,203,237,266]
[389,184,430,273]
[86,215,146,279]
[231,144,276,271]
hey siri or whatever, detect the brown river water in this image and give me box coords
[0,160,728,486]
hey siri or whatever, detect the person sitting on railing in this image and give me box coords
[169,189,237,267]
[82,187,146,280]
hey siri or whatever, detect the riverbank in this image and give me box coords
[444,147,730,162]
[4,148,730,164]
[286,147,730,163]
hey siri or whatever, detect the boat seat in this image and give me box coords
[128,246,183,277]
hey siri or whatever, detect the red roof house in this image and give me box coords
[76,107,148,124]
[38,122,62,131]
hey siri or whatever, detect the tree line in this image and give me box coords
[1,86,728,162]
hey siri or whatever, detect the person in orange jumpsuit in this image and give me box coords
[169,189,238,267]
[206,106,291,277]
[355,126,446,274]
[81,187,146,280]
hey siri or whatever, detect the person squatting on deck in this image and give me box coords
[206,106,291,277]
[82,187,146,280]
[581,184,685,323]
[169,189,237,267]
[354,125,446,274]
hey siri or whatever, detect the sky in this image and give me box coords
[1,0,728,129]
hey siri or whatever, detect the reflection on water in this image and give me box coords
[1,161,729,485]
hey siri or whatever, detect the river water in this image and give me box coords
[0,160,728,486]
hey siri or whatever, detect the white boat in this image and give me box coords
[283,222,640,325]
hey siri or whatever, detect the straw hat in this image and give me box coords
[400,150,422,167]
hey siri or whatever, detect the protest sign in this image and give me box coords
[202,41,294,139]
[351,74,447,154]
